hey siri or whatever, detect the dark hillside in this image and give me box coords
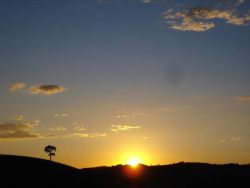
[0,155,77,188]
[79,163,250,188]
[1,155,250,188]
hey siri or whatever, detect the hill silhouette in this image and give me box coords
[0,155,77,188]
[1,155,249,188]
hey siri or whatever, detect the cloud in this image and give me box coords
[235,0,245,6]
[222,0,246,7]
[74,125,86,131]
[110,125,141,132]
[162,105,190,112]
[9,82,26,92]
[220,136,242,143]
[29,85,65,95]
[9,83,65,96]
[43,134,58,138]
[219,138,227,143]
[62,122,104,138]
[164,1,250,32]
[0,121,39,139]
[12,114,40,126]
[115,109,145,119]
[142,0,152,3]
[72,122,87,131]
[53,113,68,118]
[12,114,25,121]
[74,133,106,138]
[49,126,67,131]
[235,96,250,102]
[231,136,241,142]
[0,115,41,139]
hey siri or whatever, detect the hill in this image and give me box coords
[0,155,77,188]
[1,155,250,188]
[79,163,250,187]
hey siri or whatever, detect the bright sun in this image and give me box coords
[127,156,141,167]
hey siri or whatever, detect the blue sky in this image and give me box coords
[0,0,250,167]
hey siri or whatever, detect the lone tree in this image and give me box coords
[44,145,56,161]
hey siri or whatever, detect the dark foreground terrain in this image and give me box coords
[0,155,249,188]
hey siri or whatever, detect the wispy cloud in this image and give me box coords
[49,126,67,131]
[9,82,26,92]
[74,125,86,131]
[220,136,242,143]
[12,114,25,121]
[29,85,65,95]
[72,122,86,131]
[61,122,105,138]
[142,0,152,3]
[115,112,145,119]
[164,0,250,32]
[110,124,141,132]
[234,96,250,102]
[0,115,40,139]
[53,113,68,118]
[43,134,58,138]
[115,108,146,119]
[162,105,190,112]
[231,136,241,142]
[12,114,40,126]
[74,133,106,138]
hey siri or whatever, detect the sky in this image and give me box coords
[0,0,250,168]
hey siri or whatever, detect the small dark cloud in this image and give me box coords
[9,83,65,96]
[29,85,65,95]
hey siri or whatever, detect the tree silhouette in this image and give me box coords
[44,145,56,161]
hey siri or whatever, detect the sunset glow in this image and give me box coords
[0,0,250,169]
[127,156,141,167]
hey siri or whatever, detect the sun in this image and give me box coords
[126,156,141,168]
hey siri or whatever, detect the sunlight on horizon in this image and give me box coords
[0,0,250,169]
[126,156,141,167]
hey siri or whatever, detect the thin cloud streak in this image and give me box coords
[53,113,68,118]
[49,126,67,131]
[74,133,106,138]
[74,126,86,131]
[110,125,141,132]
[142,0,152,3]
[235,96,250,102]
